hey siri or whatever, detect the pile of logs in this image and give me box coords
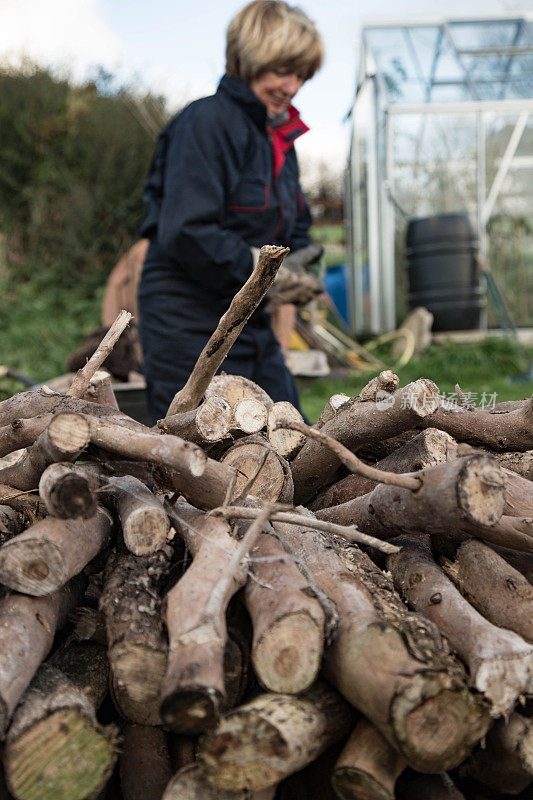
[0,245,531,800]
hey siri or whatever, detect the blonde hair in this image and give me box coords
[226,1,324,84]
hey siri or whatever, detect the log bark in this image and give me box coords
[395,772,466,800]
[311,428,457,510]
[274,520,489,772]
[388,535,533,716]
[0,504,25,541]
[161,503,256,732]
[166,245,288,415]
[199,681,356,792]
[459,712,533,795]
[0,388,143,432]
[442,538,533,642]
[38,462,97,519]
[489,545,533,584]
[244,529,325,693]
[0,507,113,595]
[158,396,231,444]
[331,718,406,800]
[0,412,91,491]
[316,454,506,543]
[0,484,43,524]
[100,547,172,725]
[103,475,170,555]
[88,416,239,511]
[0,414,55,459]
[420,396,533,452]
[221,436,293,503]
[119,725,172,800]
[204,373,273,409]
[291,378,441,504]
[88,416,206,479]
[503,467,533,517]
[157,457,237,511]
[4,645,117,800]
[496,450,533,481]
[266,402,306,460]
[0,577,85,733]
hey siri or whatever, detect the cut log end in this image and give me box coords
[253,611,322,694]
[160,688,222,734]
[205,374,274,409]
[123,506,170,556]
[201,712,286,791]
[0,538,64,595]
[331,769,394,800]
[5,709,117,800]
[267,402,306,460]
[231,398,267,435]
[187,444,209,478]
[394,687,489,773]
[196,395,232,441]
[43,472,96,519]
[403,379,440,418]
[111,644,167,722]
[47,412,91,457]
[457,455,506,527]
[222,444,285,502]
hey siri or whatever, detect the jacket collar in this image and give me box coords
[217,75,268,128]
[217,75,309,141]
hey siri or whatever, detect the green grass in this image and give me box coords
[0,274,102,400]
[2,269,532,424]
[300,337,533,423]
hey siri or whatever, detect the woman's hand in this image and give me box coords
[267,265,324,306]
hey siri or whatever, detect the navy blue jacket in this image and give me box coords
[138,75,312,419]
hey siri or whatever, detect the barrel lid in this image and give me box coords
[406,213,475,247]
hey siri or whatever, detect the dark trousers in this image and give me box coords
[139,289,302,423]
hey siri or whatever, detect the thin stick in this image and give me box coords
[205,505,273,616]
[68,310,132,399]
[232,448,270,505]
[209,505,400,554]
[455,383,475,411]
[166,245,289,416]
[276,418,421,491]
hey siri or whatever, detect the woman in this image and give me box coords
[138,0,324,421]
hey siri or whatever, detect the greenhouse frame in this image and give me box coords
[346,14,533,335]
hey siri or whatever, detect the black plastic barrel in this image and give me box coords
[405,213,486,331]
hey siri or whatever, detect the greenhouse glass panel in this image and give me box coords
[347,14,533,334]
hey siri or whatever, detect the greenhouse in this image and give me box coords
[346,14,533,335]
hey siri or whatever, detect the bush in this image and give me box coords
[0,64,167,296]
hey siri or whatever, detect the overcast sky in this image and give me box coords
[1,0,532,176]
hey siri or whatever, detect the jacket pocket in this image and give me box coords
[229,181,270,213]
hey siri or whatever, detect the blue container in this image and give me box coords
[324,264,349,326]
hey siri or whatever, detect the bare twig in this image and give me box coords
[205,505,274,616]
[275,418,421,491]
[232,448,271,505]
[455,383,476,411]
[68,310,132,398]
[166,245,289,416]
[209,505,400,554]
